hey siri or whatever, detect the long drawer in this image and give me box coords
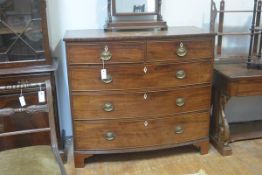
[147,38,213,62]
[72,85,211,120]
[69,61,212,91]
[67,41,145,64]
[74,112,209,150]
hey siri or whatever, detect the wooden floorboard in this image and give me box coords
[65,139,262,175]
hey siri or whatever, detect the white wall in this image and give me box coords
[46,0,262,136]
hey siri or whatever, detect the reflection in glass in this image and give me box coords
[0,0,44,63]
[115,0,156,14]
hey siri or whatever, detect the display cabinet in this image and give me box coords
[0,0,63,156]
[0,0,51,68]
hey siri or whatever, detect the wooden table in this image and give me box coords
[211,63,262,156]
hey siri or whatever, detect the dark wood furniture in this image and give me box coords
[0,0,63,154]
[0,64,63,151]
[0,80,66,175]
[210,0,262,156]
[105,0,167,30]
[211,64,262,156]
[64,27,215,168]
[0,0,51,68]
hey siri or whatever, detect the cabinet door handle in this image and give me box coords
[104,132,116,141]
[176,98,185,107]
[175,126,184,134]
[176,42,187,57]
[176,70,186,79]
[103,102,114,112]
[100,45,112,61]
[101,74,113,84]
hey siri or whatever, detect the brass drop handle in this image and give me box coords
[104,132,116,141]
[176,98,185,107]
[103,102,114,112]
[102,74,113,84]
[176,70,186,79]
[175,126,184,134]
[100,45,112,61]
[176,42,187,57]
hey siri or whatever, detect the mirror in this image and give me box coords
[114,0,156,15]
[105,0,167,31]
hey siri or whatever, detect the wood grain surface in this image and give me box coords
[69,61,212,91]
[74,112,209,150]
[67,41,145,64]
[72,86,211,120]
[147,39,212,62]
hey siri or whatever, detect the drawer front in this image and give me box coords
[72,86,211,120]
[237,79,262,96]
[145,61,212,89]
[69,64,145,91]
[147,39,213,62]
[69,61,212,91]
[74,112,209,150]
[67,42,145,64]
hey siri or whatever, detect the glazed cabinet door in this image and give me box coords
[0,0,51,68]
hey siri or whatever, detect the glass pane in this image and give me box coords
[0,26,17,62]
[22,19,43,51]
[8,38,36,61]
[0,0,45,63]
[20,19,45,60]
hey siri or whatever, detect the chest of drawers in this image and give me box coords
[64,27,215,168]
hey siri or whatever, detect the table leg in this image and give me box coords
[211,88,232,156]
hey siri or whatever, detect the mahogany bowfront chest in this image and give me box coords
[64,27,215,168]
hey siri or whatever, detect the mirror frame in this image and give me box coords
[112,0,158,16]
[105,0,167,31]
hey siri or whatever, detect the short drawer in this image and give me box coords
[69,61,212,91]
[67,41,145,64]
[72,85,211,120]
[147,39,213,62]
[74,112,209,150]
